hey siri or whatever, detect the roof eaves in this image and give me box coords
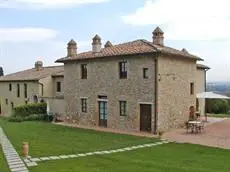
[0,79,38,82]
[56,52,158,63]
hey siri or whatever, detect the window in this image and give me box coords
[24,84,27,98]
[25,101,28,104]
[81,64,87,79]
[143,68,148,79]
[119,61,127,79]
[56,82,61,92]
[9,83,12,91]
[17,84,20,97]
[190,82,194,95]
[81,98,87,113]
[120,101,127,116]
[5,99,8,105]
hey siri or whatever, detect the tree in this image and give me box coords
[0,66,3,76]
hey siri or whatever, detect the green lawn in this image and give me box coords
[30,143,230,172]
[0,147,10,172]
[0,118,156,157]
[207,113,230,118]
[1,118,230,172]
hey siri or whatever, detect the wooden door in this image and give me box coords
[99,101,107,127]
[140,104,152,132]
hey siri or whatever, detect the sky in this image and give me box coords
[0,0,230,82]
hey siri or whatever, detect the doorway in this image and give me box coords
[140,104,152,132]
[99,101,108,127]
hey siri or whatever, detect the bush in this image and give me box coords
[24,114,44,121]
[8,116,24,123]
[206,99,229,114]
[13,103,47,117]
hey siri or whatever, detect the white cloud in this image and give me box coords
[0,0,110,9]
[122,0,230,40]
[0,28,58,42]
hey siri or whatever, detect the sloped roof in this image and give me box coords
[56,39,203,63]
[52,71,64,77]
[0,66,64,82]
[196,64,210,70]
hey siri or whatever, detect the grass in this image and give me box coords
[207,113,230,118]
[30,143,230,172]
[0,147,10,172]
[1,118,230,172]
[0,118,156,157]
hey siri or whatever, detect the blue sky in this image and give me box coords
[0,0,230,82]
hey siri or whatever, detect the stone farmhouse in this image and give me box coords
[0,26,209,133]
[56,27,209,133]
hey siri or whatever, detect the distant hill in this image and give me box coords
[207,82,230,95]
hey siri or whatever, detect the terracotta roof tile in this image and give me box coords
[56,39,203,63]
[0,66,63,81]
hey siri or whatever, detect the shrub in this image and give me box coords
[13,103,47,117]
[206,99,229,114]
[24,114,44,121]
[8,116,24,123]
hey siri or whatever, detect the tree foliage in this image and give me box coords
[206,99,229,114]
[0,66,3,76]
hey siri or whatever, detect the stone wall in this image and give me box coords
[196,68,206,116]
[157,55,197,131]
[64,55,156,132]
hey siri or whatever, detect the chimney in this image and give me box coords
[67,39,77,57]
[92,34,102,53]
[104,41,113,48]
[152,26,164,46]
[181,48,188,53]
[35,61,43,71]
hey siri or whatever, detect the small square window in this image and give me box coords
[81,98,87,113]
[120,101,127,116]
[143,68,148,79]
[190,82,194,95]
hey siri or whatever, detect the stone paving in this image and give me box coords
[23,140,172,164]
[0,127,29,172]
[163,118,230,149]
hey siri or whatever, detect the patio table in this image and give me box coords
[188,121,203,134]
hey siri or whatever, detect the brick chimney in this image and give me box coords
[67,39,77,57]
[152,26,164,46]
[92,34,102,53]
[35,61,43,71]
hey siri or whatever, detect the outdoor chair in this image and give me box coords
[196,121,205,133]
